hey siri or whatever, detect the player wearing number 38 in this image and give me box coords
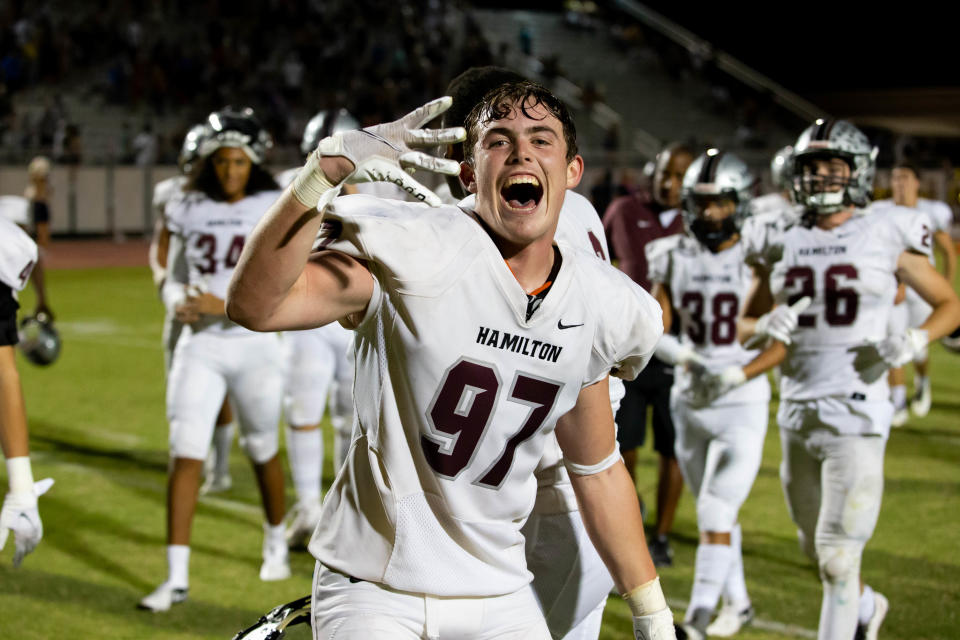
[140,108,291,612]
[228,83,677,639]
[761,119,960,640]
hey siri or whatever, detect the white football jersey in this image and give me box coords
[0,215,38,291]
[770,208,932,407]
[869,197,952,267]
[308,195,662,596]
[165,190,281,335]
[459,191,623,512]
[647,234,769,405]
[152,175,188,223]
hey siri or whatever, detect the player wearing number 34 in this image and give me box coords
[759,119,960,640]
[228,82,676,639]
[140,108,291,612]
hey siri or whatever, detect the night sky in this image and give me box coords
[638,1,957,93]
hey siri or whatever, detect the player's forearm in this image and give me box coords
[935,231,956,283]
[0,347,29,460]
[742,340,786,379]
[570,461,657,592]
[919,294,960,341]
[228,156,354,331]
[28,260,48,307]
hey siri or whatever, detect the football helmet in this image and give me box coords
[791,118,877,215]
[681,149,755,251]
[232,594,311,640]
[770,145,793,192]
[18,312,60,366]
[199,107,273,164]
[300,108,360,156]
[178,124,207,173]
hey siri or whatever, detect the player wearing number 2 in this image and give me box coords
[768,119,960,640]
[228,82,676,639]
[647,150,789,639]
[139,108,290,611]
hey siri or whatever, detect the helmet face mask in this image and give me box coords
[681,149,755,252]
[790,119,877,215]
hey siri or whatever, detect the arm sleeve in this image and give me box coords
[644,236,674,285]
[161,233,188,312]
[890,208,934,257]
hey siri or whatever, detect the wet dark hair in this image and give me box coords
[444,66,526,131]
[892,159,921,179]
[463,81,578,163]
[186,151,279,201]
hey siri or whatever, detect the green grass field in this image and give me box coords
[2,265,958,639]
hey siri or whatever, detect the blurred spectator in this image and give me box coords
[132,122,157,166]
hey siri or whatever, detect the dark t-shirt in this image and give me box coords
[602,192,684,292]
[32,201,50,225]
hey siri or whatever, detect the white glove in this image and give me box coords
[691,365,746,407]
[633,608,677,640]
[293,97,466,208]
[0,477,54,567]
[654,334,706,369]
[746,296,811,348]
[871,328,928,368]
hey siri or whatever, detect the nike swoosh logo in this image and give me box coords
[558,320,584,330]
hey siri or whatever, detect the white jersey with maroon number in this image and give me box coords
[308,195,662,597]
[770,208,933,407]
[647,234,770,405]
[0,215,38,291]
[870,197,952,267]
[165,190,281,335]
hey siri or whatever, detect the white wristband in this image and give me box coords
[6,456,34,496]
[623,576,668,616]
[292,149,343,209]
[563,446,621,476]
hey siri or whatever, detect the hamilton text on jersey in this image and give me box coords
[475,326,563,363]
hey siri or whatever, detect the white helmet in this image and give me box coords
[301,109,360,156]
[681,148,755,250]
[791,118,877,215]
[178,124,207,173]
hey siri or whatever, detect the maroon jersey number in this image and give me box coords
[194,234,246,274]
[785,264,859,327]
[680,291,739,346]
[422,358,563,489]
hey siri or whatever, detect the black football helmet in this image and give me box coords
[231,594,311,640]
[199,107,273,164]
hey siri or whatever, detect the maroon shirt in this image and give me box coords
[602,191,684,292]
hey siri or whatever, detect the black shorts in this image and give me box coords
[615,356,676,458]
[0,284,19,346]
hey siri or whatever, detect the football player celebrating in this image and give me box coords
[442,65,625,640]
[646,150,790,639]
[870,160,956,421]
[0,215,53,568]
[148,125,238,496]
[228,83,676,639]
[139,108,290,612]
[768,120,960,640]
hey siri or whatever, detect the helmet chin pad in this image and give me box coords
[690,216,738,251]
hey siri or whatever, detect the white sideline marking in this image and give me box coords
[667,597,817,638]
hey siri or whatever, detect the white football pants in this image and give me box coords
[312,563,552,640]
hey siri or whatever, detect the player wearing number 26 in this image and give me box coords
[766,119,960,640]
[228,82,676,639]
[140,108,290,612]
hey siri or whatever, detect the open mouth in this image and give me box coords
[500,175,544,211]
